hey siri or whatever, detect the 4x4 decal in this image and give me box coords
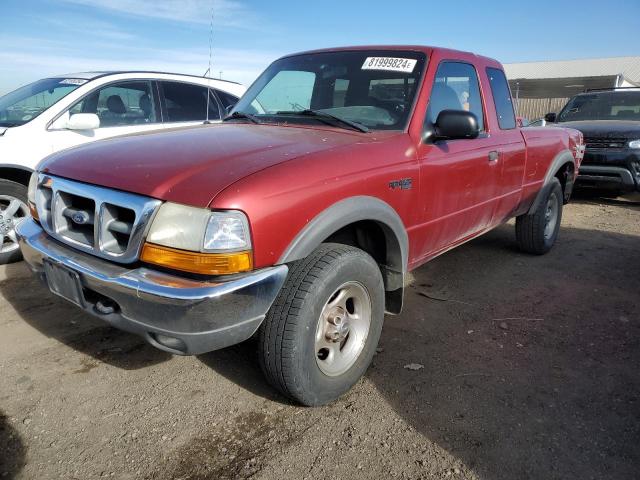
[388,178,413,190]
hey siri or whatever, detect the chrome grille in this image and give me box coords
[34,174,162,263]
[584,137,628,149]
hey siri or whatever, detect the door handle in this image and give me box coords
[488,150,500,162]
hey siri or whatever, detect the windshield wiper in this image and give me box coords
[275,109,370,133]
[222,111,261,124]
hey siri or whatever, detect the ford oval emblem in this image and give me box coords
[72,211,89,225]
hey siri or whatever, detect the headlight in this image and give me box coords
[628,139,640,149]
[141,202,252,275]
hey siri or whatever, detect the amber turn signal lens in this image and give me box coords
[28,201,39,222]
[140,243,253,275]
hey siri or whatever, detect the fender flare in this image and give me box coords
[527,149,575,215]
[277,195,408,294]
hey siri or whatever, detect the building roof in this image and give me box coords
[504,56,640,83]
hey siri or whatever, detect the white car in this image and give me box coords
[0,71,245,263]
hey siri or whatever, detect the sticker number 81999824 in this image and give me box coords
[361,57,417,73]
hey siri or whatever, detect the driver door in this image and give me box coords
[414,61,501,258]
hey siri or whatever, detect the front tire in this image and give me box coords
[258,243,384,406]
[0,179,29,264]
[516,177,563,255]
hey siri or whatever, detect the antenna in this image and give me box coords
[204,1,214,124]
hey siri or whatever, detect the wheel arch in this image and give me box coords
[0,164,33,187]
[277,196,408,314]
[528,149,575,214]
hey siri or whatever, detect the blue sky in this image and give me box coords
[2,0,639,95]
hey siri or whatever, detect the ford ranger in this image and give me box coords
[17,46,583,406]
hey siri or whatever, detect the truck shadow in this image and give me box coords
[0,410,25,479]
[0,265,171,370]
[198,222,640,478]
[198,338,293,404]
[369,223,640,480]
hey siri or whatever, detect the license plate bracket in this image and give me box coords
[43,260,86,308]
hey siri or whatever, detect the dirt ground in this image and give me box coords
[1,193,639,480]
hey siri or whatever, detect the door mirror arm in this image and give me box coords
[422,122,437,143]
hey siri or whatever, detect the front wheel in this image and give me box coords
[0,179,29,264]
[258,243,385,406]
[515,177,563,255]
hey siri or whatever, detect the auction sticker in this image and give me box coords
[59,78,88,85]
[362,57,417,73]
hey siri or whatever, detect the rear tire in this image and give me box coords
[258,243,385,406]
[516,177,563,255]
[0,179,29,264]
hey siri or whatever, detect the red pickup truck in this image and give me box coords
[17,46,583,405]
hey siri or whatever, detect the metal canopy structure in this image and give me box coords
[508,75,620,99]
[503,56,640,119]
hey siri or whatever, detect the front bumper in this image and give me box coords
[16,219,288,355]
[576,149,640,192]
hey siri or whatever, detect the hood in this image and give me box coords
[555,120,640,139]
[41,123,372,207]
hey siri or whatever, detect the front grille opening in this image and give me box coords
[584,137,628,149]
[54,192,96,247]
[36,186,54,229]
[100,203,136,255]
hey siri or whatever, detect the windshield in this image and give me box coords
[0,77,87,127]
[557,91,640,122]
[232,50,427,131]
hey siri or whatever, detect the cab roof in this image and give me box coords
[281,45,500,66]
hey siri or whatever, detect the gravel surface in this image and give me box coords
[1,194,639,480]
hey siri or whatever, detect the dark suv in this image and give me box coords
[545,88,640,194]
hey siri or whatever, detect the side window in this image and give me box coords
[215,89,239,113]
[486,68,516,129]
[427,61,485,131]
[69,81,158,127]
[160,82,221,122]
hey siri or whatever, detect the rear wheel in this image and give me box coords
[258,243,384,406]
[0,179,29,264]
[516,177,563,255]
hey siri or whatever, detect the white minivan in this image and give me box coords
[0,71,245,263]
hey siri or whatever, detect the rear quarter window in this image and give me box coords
[486,67,516,129]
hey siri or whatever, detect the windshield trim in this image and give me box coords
[232,49,428,133]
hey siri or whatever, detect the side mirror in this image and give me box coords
[430,110,479,141]
[544,112,557,123]
[225,104,235,116]
[66,113,100,130]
